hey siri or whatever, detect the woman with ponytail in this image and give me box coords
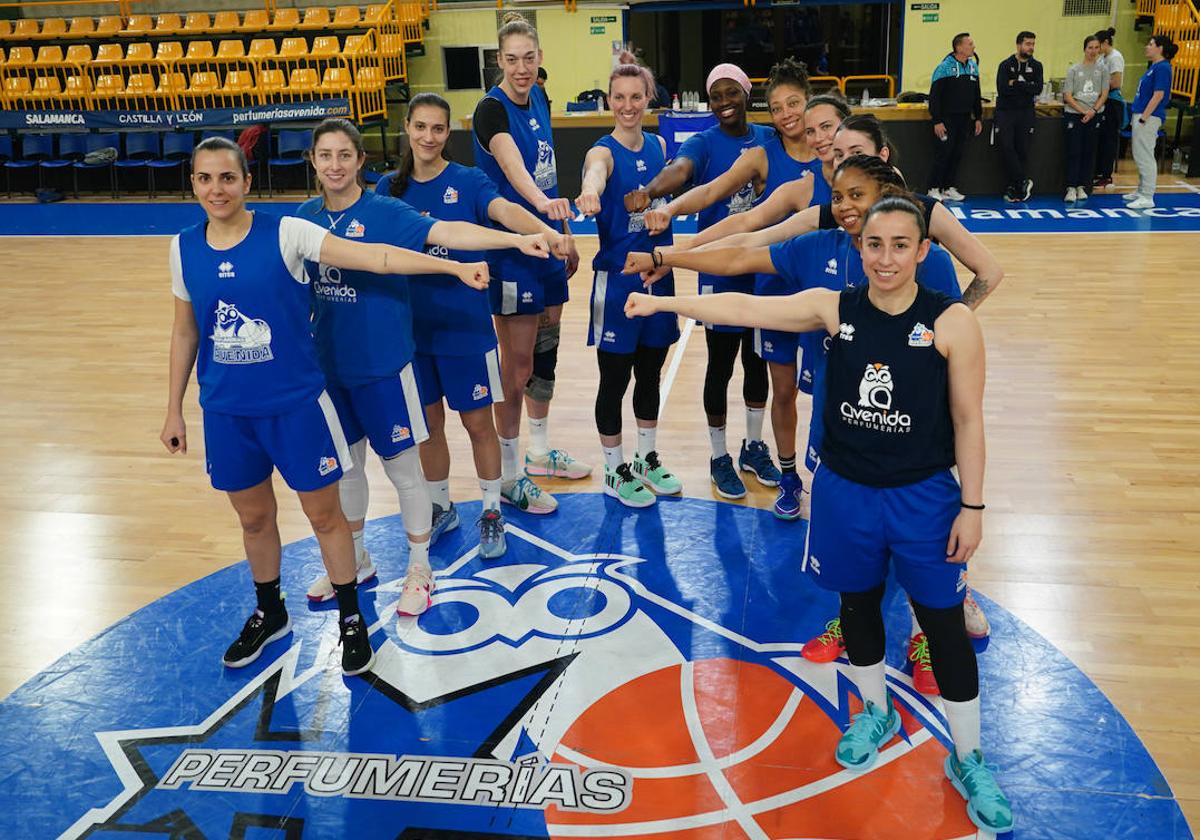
[1125,34,1177,209]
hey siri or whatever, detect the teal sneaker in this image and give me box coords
[835,699,901,771]
[632,451,682,495]
[604,464,656,508]
[945,749,1014,833]
[500,476,558,514]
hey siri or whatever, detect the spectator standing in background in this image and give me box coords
[1125,34,1177,210]
[1092,28,1126,189]
[1062,35,1109,202]
[995,31,1043,202]
[928,33,982,202]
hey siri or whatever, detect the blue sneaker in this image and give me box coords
[709,454,746,499]
[477,508,507,559]
[945,749,1014,833]
[738,439,781,487]
[774,472,804,520]
[835,699,901,771]
[429,502,460,546]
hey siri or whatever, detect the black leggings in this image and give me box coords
[595,345,670,437]
[839,585,979,702]
[703,328,769,418]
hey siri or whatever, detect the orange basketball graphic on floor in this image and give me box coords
[547,657,978,839]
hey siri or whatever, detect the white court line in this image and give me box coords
[657,318,696,419]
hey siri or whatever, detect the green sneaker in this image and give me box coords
[632,451,682,495]
[945,749,1014,833]
[500,476,558,515]
[835,699,901,772]
[603,463,656,509]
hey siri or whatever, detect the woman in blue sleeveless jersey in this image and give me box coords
[296,119,552,618]
[160,138,489,677]
[472,12,589,515]
[624,198,1013,836]
[379,94,573,555]
[623,62,778,502]
[574,63,682,508]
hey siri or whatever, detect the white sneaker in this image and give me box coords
[963,589,990,639]
[525,448,593,480]
[926,187,944,200]
[1065,187,1079,202]
[942,187,966,201]
[306,550,377,602]
[501,476,559,514]
[1121,191,1140,201]
[396,565,435,617]
[1127,195,1155,209]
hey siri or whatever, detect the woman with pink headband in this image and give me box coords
[624,63,779,501]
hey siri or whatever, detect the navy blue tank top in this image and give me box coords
[820,284,963,487]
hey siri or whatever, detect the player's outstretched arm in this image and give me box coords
[319,234,489,289]
[624,156,694,213]
[645,148,767,235]
[682,177,815,250]
[626,287,838,333]
[489,133,573,221]
[575,146,613,217]
[427,220,549,259]
[625,245,775,279]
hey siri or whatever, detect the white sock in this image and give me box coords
[636,426,656,457]
[848,659,888,711]
[480,477,501,511]
[407,538,431,576]
[708,425,727,459]
[499,436,521,483]
[428,479,450,510]
[528,416,550,457]
[602,444,624,470]
[910,601,923,638]
[942,696,982,760]
[746,406,765,443]
[351,528,366,567]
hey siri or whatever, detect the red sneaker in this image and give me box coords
[908,633,940,695]
[801,618,846,663]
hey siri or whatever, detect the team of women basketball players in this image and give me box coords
[161,11,1012,832]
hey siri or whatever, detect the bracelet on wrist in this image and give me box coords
[651,249,663,268]
[961,502,986,511]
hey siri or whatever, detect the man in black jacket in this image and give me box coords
[928,33,982,201]
[995,31,1043,201]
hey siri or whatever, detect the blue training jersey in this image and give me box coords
[592,132,674,273]
[676,122,774,232]
[768,228,962,466]
[169,212,328,416]
[294,190,436,387]
[760,135,827,207]
[379,162,500,356]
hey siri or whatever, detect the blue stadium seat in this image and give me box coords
[5,133,54,196]
[39,132,89,197]
[72,132,119,197]
[267,129,312,197]
[147,131,195,198]
[115,131,161,197]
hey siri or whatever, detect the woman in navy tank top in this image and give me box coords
[623,197,1013,836]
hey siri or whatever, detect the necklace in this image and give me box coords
[326,211,346,231]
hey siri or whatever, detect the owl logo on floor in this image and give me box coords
[858,362,893,410]
[211,300,273,364]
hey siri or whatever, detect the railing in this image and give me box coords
[1138,0,1157,14]
[1152,0,1200,104]
[0,0,140,17]
[747,74,893,97]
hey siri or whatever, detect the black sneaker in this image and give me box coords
[223,609,291,668]
[339,615,375,676]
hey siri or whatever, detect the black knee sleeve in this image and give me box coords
[911,599,979,702]
[631,344,668,421]
[703,330,741,418]
[525,323,560,401]
[839,585,887,666]
[595,350,634,437]
[740,329,769,404]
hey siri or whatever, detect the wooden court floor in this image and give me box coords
[0,227,1197,830]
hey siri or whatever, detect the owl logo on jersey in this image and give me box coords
[211,300,273,364]
[727,182,755,216]
[858,362,893,410]
[533,140,557,191]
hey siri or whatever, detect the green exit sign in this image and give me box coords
[590,25,606,34]
[923,12,939,21]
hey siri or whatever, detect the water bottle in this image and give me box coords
[861,88,870,107]
[671,93,680,111]
[1040,81,1052,104]
[1172,147,1183,173]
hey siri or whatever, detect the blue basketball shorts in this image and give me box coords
[414,349,504,412]
[796,331,822,396]
[753,273,802,365]
[588,269,680,353]
[698,271,755,333]
[489,254,569,316]
[802,465,967,608]
[203,390,352,493]
[326,364,429,460]
[542,260,570,308]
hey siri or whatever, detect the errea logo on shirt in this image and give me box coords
[635,159,647,173]
[218,261,235,279]
[839,323,855,342]
[345,219,365,238]
[522,291,534,304]
[443,186,459,205]
[824,259,838,276]
[603,330,617,343]
[529,117,540,131]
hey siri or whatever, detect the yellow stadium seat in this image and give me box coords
[211,11,240,34]
[311,36,339,56]
[0,48,6,65]
[93,43,123,63]
[120,15,153,37]
[94,74,124,98]
[67,17,95,37]
[186,41,214,60]
[7,46,34,66]
[223,70,254,92]
[95,16,122,38]
[249,38,277,57]
[269,8,301,30]
[259,68,286,92]
[289,68,319,91]
[279,38,308,57]
[184,13,211,34]
[60,75,91,105]
[153,14,182,35]
[356,66,384,89]
[66,44,93,63]
[156,42,183,61]
[380,34,402,55]
[157,72,187,95]
[0,21,12,39]
[36,18,67,40]
[123,73,156,97]
[188,71,220,94]
[217,40,245,58]
[32,77,62,100]
[125,42,153,62]
[343,35,366,53]
[332,6,361,28]
[364,5,389,23]
[239,9,269,32]
[320,66,350,93]
[14,20,40,39]
[299,7,331,29]
[4,77,33,105]
[35,46,64,64]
